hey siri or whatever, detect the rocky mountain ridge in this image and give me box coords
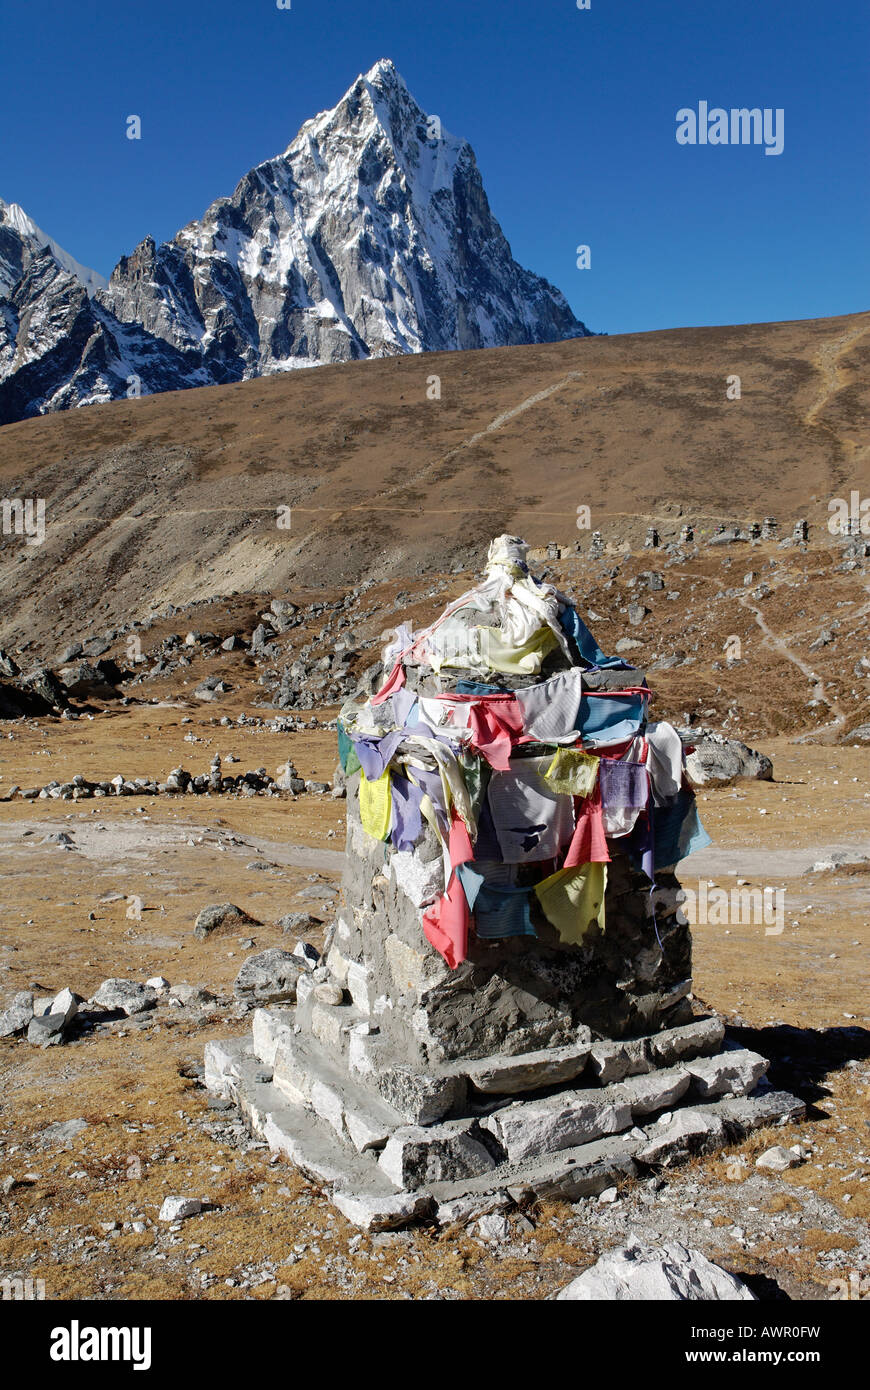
[0,60,587,425]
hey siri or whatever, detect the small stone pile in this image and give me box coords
[5,760,335,802]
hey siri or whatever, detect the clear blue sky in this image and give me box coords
[1,0,867,334]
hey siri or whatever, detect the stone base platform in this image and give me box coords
[204,1010,805,1231]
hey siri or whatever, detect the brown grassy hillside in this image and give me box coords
[0,311,867,653]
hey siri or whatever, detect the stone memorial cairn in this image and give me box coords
[206,537,802,1230]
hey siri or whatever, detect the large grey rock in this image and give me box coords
[251,1007,296,1068]
[58,660,117,698]
[684,734,773,785]
[169,982,216,1009]
[464,1041,591,1096]
[204,1038,246,1098]
[588,1036,654,1085]
[556,1240,756,1301]
[0,991,33,1037]
[612,1065,691,1117]
[276,912,322,937]
[636,570,665,592]
[158,1195,202,1222]
[270,598,298,621]
[90,979,156,1016]
[648,1016,725,1067]
[685,1048,768,1099]
[378,1121,498,1190]
[233,950,305,1005]
[27,1012,67,1046]
[436,1192,512,1227]
[49,987,81,1025]
[477,1213,510,1242]
[500,1134,642,1206]
[194,902,259,939]
[36,1118,88,1148]
[291,940,321,968]
[313,982,344,1006]
[332,1189,434,1232]
[636,1108,727,1165]
[369,1065,466,1126]
[484,1089,633,1164]
[717,1090,804,1134]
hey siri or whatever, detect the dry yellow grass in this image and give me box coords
[1,676,867,1301]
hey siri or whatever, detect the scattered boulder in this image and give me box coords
[194,903,259,940]
[807,851,868,875]
[27,1013,68,1046]
[477,1213,510,1242]
[636,571,665,591]
[169,983,216,1009]
[331,1190,434,1233]
[0,991,34,1037]
[194,677,230,702]
[290,939,321,968]
[755,1145,802,1172]
[277,912,322,937]
[49,987,82,1025]
[58,661,118,699]
[90,979,156,1016]
[22,667,68,712]
[158,1196,202,1222]
[81,637,111,658]
[0,679,54,718]
[37,1118,88,1148]
[683,733,773,785]
[233,949,306,1005]
[556,1240,756,1301]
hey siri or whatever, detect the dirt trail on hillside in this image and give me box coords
[803,321,870,465]
[736,592,848,741]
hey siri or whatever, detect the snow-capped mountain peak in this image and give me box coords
[0,199,107,297]
[0,62,588,424]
